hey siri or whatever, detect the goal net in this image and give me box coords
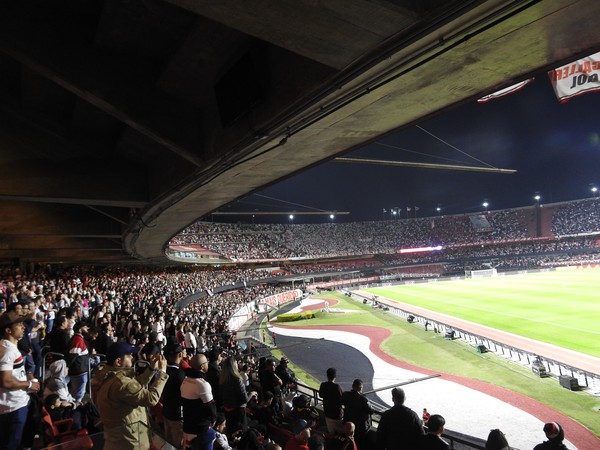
[465,268,498,279]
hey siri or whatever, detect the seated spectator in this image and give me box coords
[44,359,77,405]
[289,395,318,424]
[44,391,101,434]
[213,413,241,450]
[250,390,280,437]
[533,422,568,450]
[285,419,311,450]
[44,393,83,431]
[327,422,357,450]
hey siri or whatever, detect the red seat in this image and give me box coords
[268,423,295,447]
[41,407,94,450]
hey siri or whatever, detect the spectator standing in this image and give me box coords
[94,321,115,356]
[185,325,198,355]
[181,354,217,450]
[206,348,223,408]
[422,408,431,424]
[533,422,568,450]
[341,379,373,450]
[376,387,424,450]
[319,367,343,434]
[92,342,168,450]
[67,321,91,403]
[275,357,296,392]
[44,315,71,358]
[0,311,41,450]
[260,358,283,415]
[219,355,254,434]
[418,414,448,450]
[162,342,186,449]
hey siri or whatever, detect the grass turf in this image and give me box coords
[366,268,600,358]
[274,282,600,437]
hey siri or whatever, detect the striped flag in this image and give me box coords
[548,51,600,103]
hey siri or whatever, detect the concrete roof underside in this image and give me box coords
[1,0,599,265]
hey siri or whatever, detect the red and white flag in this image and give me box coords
[548,51,600,103]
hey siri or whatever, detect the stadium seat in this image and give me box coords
[41,406,94,450]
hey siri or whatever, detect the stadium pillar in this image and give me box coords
[535,203,542,237]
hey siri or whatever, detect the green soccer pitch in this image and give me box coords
[365,268,600,358]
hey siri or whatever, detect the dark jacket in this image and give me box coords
[162,364,185,420]
[376,404,425,450]
[418,434,449,450]
[220,376,250,408]
[319,381,343,420]
[341,390,373,438]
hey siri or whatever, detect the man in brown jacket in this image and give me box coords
[92,342,168,450]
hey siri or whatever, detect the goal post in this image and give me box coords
[465,268,498,279]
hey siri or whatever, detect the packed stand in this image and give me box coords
[0,265,300,450]
[170,207,536,261]
[551,198,600,236]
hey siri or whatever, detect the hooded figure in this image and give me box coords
[533,422,568,450]
[43,359,76,404]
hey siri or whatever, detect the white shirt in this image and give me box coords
[0,339,29,414]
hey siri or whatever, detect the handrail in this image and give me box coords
[290,379,496,450]
[362,374,441,395]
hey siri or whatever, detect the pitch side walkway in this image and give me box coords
[354,290,600,376]
[267,298,599,450]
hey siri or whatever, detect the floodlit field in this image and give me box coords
[366,268,600,358]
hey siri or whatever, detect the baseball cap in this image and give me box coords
[106,342,139,364]
[0,311,27,330]
[142,342,161,356]
[163,343,184,356]
[292,419,311,435]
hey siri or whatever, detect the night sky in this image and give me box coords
[222,75,600,224]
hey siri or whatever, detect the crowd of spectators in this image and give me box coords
[551,197,600,236]
[0,263,307,449]
[170,202,579,262]
[0,225,591,448]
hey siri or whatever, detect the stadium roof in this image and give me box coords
[1,0,600,264]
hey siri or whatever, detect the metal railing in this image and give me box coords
[291,380,492,450]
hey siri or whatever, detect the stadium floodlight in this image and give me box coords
[289,214,294,221]
[592,186,598,197]
[482,201,489,211]
[534,194,541,201]
[329,214,335,220]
